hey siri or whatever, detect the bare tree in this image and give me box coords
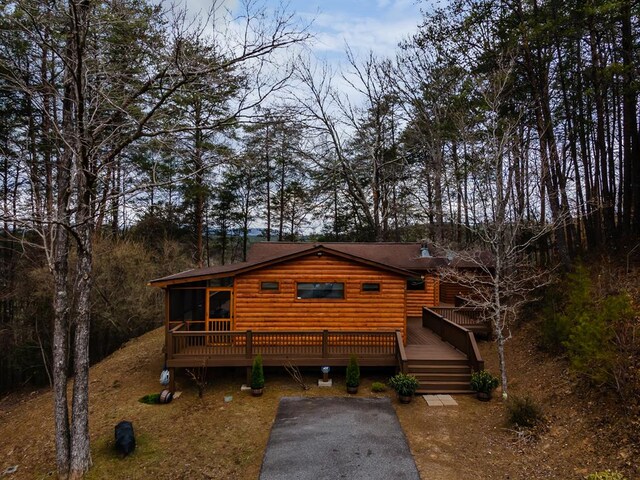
[0,0,307,477]
[439,61,556,399]
[294,55,395,240]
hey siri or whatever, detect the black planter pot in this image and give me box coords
[398,394,413,404]
[476,391,491,401]
[251,387,264,397]
[346,385,358,394]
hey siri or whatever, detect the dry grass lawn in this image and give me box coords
[0,324,635,479]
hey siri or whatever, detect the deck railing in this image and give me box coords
[454,295,471,307]
[422,307,484,372]
[429,306,489,332]
[167,324,403,368]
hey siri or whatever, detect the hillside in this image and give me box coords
[0,324,636,479]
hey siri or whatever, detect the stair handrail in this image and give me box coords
[422,307,484,372]
[395,330,408,374]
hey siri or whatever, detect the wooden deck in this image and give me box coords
[166,326,402,368]
[429,306,491,336]
[164,311,485,394]
[405,318,467,361]
[404,311,486,394]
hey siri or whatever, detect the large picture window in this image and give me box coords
[297,282,344,299]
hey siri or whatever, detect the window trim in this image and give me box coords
[361,282,381,293]
[295,281,346,300]
[407,278,426,291]
[260,281,280,292]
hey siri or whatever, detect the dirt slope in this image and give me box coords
[0,323,635,479]
[398,321,637,479]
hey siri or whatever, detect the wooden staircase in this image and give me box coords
[408,359,473,394]
[405,314,484,394]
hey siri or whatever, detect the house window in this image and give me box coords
[407,278,425,291]
[297,282,344,299]
[362,282,380,292]
[261,281,279,291]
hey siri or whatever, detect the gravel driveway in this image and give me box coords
[259,396,420,480]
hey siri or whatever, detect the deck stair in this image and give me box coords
[405,315,482,394]
[408,359,473,394]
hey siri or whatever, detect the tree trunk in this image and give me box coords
[69,232,93,477]
[621,0,639,235]
[278,147,285,241]
[68,1,93,475]
[492,261,508,398]
[52,220,71,479]
[265,123,271,242]
[194,100,205,267]
[52,11,77,476]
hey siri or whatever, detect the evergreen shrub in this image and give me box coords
[345,355,360,388]
[251,354,264,389]
[506,395,543,428]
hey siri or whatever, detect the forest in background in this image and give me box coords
[0,0,638,475]
[1,0,638,389]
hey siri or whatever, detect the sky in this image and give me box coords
[283,0,424,61]
[185,0,426,65]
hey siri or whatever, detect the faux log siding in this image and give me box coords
[439,282,471,304]
[234,254,407,341]
[406,276,439,317]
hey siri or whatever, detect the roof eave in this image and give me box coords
[149,244,418,287]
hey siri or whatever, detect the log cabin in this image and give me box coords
[149,242,487,394]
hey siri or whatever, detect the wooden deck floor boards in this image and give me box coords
[405,318,467,361]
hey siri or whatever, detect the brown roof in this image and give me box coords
[149,242,436,286]
[247,242,448,270]
[449,253,494,269]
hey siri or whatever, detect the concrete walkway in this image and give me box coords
[259,397,420,480]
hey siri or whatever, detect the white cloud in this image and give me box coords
[184,0,238,15]
[309,11,417,59]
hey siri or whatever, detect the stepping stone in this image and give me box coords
[436,394,458,406]
[423,395,443,406]
[423,394,458,406]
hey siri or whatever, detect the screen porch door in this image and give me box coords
[206,289,233,335]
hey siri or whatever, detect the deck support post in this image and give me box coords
[322,330,328,358]
[246,330,253,358]
[169,367,175,393]
[167,331,174,359]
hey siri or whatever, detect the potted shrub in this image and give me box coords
[470,370,499,401]
[345,355,360,394]
[388,373,420,403]
[251,354,265,397]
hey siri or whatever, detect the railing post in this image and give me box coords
[395,330,407,374]
[246,330,253,358]
[167,331,174,358]
[322,330,328,358]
